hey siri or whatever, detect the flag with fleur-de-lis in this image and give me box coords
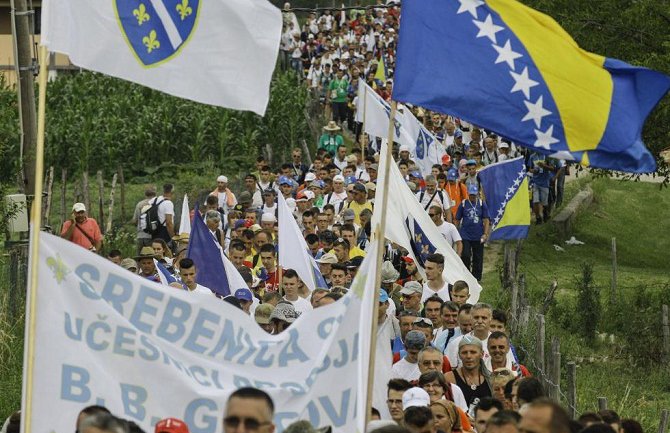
[41,0,282,115]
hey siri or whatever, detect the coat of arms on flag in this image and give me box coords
[115,0,200,66]
[405,214,437,267]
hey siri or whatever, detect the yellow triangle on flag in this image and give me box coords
[496,177,531,229]
[375,57,386,82]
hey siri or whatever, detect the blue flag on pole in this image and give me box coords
[154,259,179,286]
[477,157,531,240]
[393,0,670,173]
[186,205,230,297]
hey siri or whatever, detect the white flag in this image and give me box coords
[373,142,481,303]
[357,82,444,176]
[277,193,327,292]
[178,194,191,236]
[25,231,377,433]
[41,0,282,115]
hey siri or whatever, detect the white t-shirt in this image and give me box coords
[154,196,174,225]
[422,281,451,303]
[286,295,313,315]
[189,284,214,295]
[450,385,468,412]
[391,357,421,382]
[445,332,515,369]
[435,221,462,249]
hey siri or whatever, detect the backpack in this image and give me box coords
[142,198,165,235]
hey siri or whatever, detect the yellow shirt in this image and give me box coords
[348,200,373,225]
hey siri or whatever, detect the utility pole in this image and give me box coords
[11,0,38,196]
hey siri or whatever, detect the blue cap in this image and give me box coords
[447,168,458,181]
[466,159,477,166]
[467,184,479,195]
[454,130,463,138]
[278,176,292,186]
[379,289,389,303]
[410,170,422,178]
[234,288,253,301]
[234,219,247,230]
[345,175,357,185]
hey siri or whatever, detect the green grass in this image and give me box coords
[480,176,670,432]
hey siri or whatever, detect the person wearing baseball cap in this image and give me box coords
[400,281,423,316]
[234,288,254,314]
[391,330,427,381]
[155,418,189,433]
[254,304,274,334]
[455,183,490,282]
[61,202,103,252]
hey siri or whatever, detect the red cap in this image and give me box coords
[441,154,451,165]
[155,418,189,433]
[400,256,414,263]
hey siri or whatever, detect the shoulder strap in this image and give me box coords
[74,223,96,245]
[424,190,440,211]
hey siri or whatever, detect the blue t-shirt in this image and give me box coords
[529,154,553,188]
[456,199,489,240]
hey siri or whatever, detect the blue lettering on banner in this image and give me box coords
[75,264,101,300]
[101,274,134,315]
[61,364,91,402]
[120,383,147,421]
[156,297,191,342]
[86,318,112,351]
[113,326,137,357]
[184,399,218,433]
[64,312,83,341]
[189,366,211,387]
[208,319,245,360]
[184,308,221,354]
[304,388,353,428]
[129,285,165,333]
[253,340,274,368]
[138,335,160,361]
[277,329,308,367]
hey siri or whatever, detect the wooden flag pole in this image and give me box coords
[361,83,368,158]
[364,100,397,425]
[21,44,49,433]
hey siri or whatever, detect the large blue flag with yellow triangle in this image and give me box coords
[393,0,670,173]
[477,157,530,240]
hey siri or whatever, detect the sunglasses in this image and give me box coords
[428,213,439,217]
[223,416,271,430]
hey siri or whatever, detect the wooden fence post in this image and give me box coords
[60,168,67,230]
[536,314,545,384]
[658,409,669,433]
[97,170,104,231]
[106,173,118,233]
[511,278,519,335]
[551,337,561,402]
[119,166,126,222]
[610,238,617,304]
[567,362,577,419]
[82,171,90,214]
[598,397,608,411]
[663,305,669,364]
[43,166,54,228]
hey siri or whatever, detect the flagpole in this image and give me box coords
[21,44,49,433]
[361,83,367,158]
[364,100,397,425]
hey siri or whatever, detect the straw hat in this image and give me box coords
[323,121,341,131]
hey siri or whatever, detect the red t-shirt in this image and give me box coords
[61,218,102,250]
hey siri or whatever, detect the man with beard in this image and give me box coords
[445,336,492,409]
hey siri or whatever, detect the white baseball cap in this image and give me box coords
[261,213,276,223]
[402,387,431,410]
[217,175,228,183]
[72,203,86,212]
[305,172,317,182]
[399,144,410,152]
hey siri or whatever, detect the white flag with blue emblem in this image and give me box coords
[41,0,282,115]
[356,81,445,176]
[373,142,481,303]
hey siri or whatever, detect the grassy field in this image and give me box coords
[480,175,670,432]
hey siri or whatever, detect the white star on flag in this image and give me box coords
[507,186,516,195]
[497,208,505,216]
[510,67,539,99]
[493,217,501,225]
[473,14,504,44]
[457,0,484,18]
[513,177,522,187]
[492,40,523,70]
[534,125,560,150]
[522,96,552,128]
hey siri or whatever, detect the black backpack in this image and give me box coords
[142,198,165,235]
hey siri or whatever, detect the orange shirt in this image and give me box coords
[444,182,468,219]
[61,218,102,250]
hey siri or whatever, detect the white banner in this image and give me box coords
[24,233,376,433]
